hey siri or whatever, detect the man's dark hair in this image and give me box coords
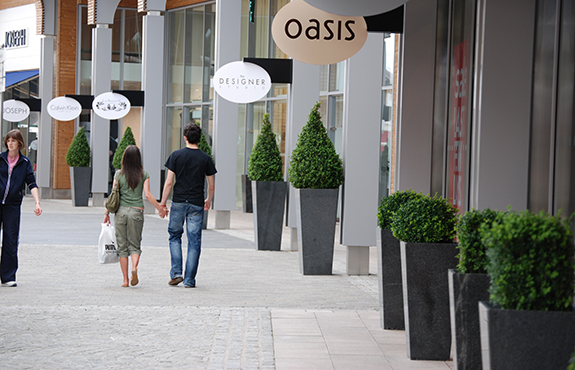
[183,122,202,145]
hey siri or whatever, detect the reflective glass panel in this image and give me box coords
[168,11,185,104]
[123,9,143,90]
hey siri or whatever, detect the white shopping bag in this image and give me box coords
[98,223,120,264]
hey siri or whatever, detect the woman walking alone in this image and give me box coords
[104,145,167,287]
[0,129,42,287]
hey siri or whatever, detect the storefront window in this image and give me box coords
[380,34,395,200]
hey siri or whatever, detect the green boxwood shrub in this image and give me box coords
[568,348,575,370]
[481,210,575,311]
[456,208,501,274]
[288,102,343,189]
[65,126,91,167]
[112,126,136,170]
[391,194,458,243]
[248,113,283,182]
[197,122,213,160]
[377,189,424,230]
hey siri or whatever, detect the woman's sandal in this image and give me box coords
[131,270,139,286]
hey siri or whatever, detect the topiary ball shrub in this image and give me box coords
[65,126,91,167]
[377,189,424,230]
[456,208,501,274]
[196,122,213,160]
[481,210,575,311]
[248,113,283,182]
[288,102,343,189]
[112,126,136,170]
[391,194,458,243]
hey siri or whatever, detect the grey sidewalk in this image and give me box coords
[0,197,454,370]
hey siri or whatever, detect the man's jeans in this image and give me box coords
[168,202,204,287]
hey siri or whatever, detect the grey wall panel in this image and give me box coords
[141,14,165,197]
[396,0,438,195]
[37,35,55,189]
[471,0,535,211]
[212,0,242,210]
[91,25,112,194]
[286,61,321,228]
[340,33,383,246]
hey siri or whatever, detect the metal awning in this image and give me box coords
[5,70,39,88]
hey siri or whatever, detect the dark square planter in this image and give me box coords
[295,188,338,275]
[252,181,287,251]
[448,270,491,370]
[479,301,575,370]
[401,241,459,361]
[70,167,91,207]
[378,229,404,330]
[241,174,253,213]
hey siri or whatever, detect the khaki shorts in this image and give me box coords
[114,206,144,258]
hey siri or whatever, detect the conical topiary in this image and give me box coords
[288,102,343,189]
[248,113,283,182]
[65,126,91,167]
[112,126,136,170]
[196,122,213,160]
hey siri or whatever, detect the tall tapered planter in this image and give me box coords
[70,167,91,207]
[252,181,287,251]
[401,241,459,360]
[448,270,490,370]
[479,302,575,370]
[378,229,404,330]
[242,174,253,213]
[295,188,338,275]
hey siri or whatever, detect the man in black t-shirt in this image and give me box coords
[160,123,217,288]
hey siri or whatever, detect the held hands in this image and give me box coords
[159,205,169,219]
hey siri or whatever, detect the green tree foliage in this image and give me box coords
[248,114,283,182]
[288,102,343,189]
[481,210,575,311]
[112,126,136,170]
[196,122,213,160]
[391,194,458,243]
[568,348,575,370]
[377,189,425,230]
[456,208,501,274]
[65,126,91,167]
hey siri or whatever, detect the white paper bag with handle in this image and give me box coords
[98,223,120,264]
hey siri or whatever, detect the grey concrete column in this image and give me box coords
[395,0,439,194]
[37,35,55,197]
[341,33,384,274]
[141,11,164,198]
[91,24,113,205]
[212,0,242,228]
[285,61,321,251]
[469,0,535,211]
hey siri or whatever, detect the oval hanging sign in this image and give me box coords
[92,92,131,120]
[303,0,409,17]
[213,61,272,104]
[2,99,30,122]
[272,0,368,65]
[47,96,82,121]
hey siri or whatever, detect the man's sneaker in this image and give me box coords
[1,281,17,287]
[168,277,183,286]
[184,283,196,288]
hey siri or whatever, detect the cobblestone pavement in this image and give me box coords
[0,198,380,369]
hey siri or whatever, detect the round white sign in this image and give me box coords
[2,99,30,122]
[213,62,272,104]
[47,96,82,121]
[303,0,409,17]
[92,92,131,120]
[271,0,368,65]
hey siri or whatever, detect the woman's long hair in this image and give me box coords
[120,145,144,190]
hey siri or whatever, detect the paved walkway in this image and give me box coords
[0,197,454,370]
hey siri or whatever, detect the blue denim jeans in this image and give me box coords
[168,202,204,287]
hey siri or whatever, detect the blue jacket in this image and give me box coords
[0,151,38,205]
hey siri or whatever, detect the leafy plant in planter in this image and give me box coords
[376,189,424,330]
[66,126,92,206]
[197,122,213,160]
[449,208,501,370]
[248,114,286,251]
[478,210,575,369]
[112,126,136,170]
[288,102,343,189]
[288,102,343,274]
[390,194,459,360]
[66,126,90,167]
[391,194,458,243]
